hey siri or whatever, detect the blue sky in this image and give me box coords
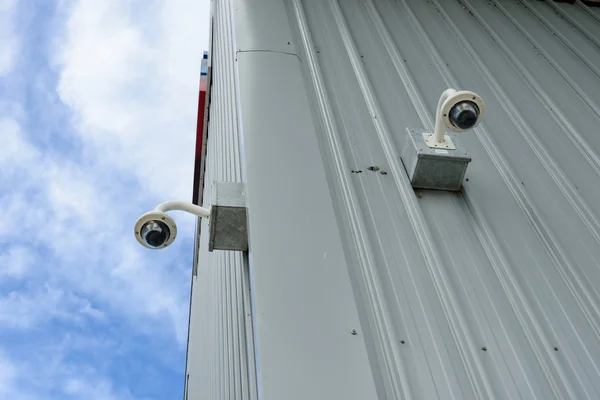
[0,0,210,398]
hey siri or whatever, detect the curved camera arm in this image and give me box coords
[433,88,457,144]
[155,201,211,218]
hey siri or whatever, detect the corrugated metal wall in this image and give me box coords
[190,0,600,399]
[288,0,600,398]
[185,0,257,399]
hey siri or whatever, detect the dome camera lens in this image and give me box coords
[449,101,479,130]
[141,220,170,248]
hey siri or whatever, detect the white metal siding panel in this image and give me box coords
[185,0,257,399]
[192,0,600,399]
[284,0,600,398]
[233,0,382,399]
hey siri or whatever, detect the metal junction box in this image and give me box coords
[209,181,248,252]
[401,128,471,191]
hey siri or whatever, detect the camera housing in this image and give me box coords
[440,90,484,133]
[132,193,247,251]
[402,88,484,191]
[424,89,485,150]
[134,211,178,249]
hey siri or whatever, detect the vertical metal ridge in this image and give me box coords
[223,0,235,182]
[185,0,257,399]
[329,0,498,398]
[518,0,600,82]
[227,260,234,400]
[367,0,596,254]
[232,256,246,400]
[234,258,244,399]
[399,0,540,216]
[478,0,600,250]
[353,3,492,396]
[428,0,600,375]
[217,1,225,181]
[412,0,600,253]
[576,0,600,23]
[446,1,600,182]
[224,261,232,398]
[194,0,600,398]
[363,0,432,129]
[545,0,600,50]
[216,1,225,181]
[208,259,214,399]
[241,253,258,400]
[363,3,584,395]
[360,6,530,394]
[461,195,574,400]
[209,273,214,399]
[228,0,242,183]
[230,257,240,400]
[291,1,415,399]
[487,0,600,127]
[224,257,233,398]
[218,256,226,395]
[218,260,224,397]
[230,257,240,398]
[220,0,230,181]
[446,0,600,331]
[440,1,600,181]
[234,259,246,400]
[368,1,579,397]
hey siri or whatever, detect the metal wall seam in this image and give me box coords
[328,0,496,398]
[547,0,600,48]
[425,2,599,396]
[290,1,412,399]
[321,0,551,396]
[395,1,581,396]
[184,0,257,398]
[233,0,382,397]
[289,0,600,398]
[187,0,600,398]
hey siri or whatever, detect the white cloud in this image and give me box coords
[62,377,132,400]
[0,116,190,336]
[0,245,35,279]
[0,340,135,400]
[0,0,18,76]
[0,284,105,329]
[0,117,38,166]
[0,0,211,397]
[55,0,209,199]
[0,350,17,396]
[49,0,209,342]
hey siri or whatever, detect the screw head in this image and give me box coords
[350,329,357,335]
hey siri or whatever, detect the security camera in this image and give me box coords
[134,201,210,250]
[424,88,485,149]
[135,211,177,249]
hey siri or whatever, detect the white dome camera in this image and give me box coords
[425,89,485,149]
[134,201,210,250]
[135,211,178,249]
